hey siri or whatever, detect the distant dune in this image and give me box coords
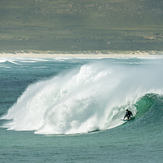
[0,0,163,53]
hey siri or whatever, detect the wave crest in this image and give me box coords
[1,61,163,134]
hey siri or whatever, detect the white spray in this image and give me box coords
[2,60,163,134]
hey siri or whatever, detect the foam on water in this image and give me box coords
[1,60,163,134]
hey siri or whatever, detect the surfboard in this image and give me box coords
[121,119,128,121]
[121,117,133,122]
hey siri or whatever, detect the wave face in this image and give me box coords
[1,59,163,134]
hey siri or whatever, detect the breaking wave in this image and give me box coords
[1,61,163,134]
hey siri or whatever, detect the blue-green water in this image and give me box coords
[0,56,163,162]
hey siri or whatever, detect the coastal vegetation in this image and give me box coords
[0,0,163,53]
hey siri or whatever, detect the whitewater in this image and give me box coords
[1,57,163,134]
[1,56,163,163]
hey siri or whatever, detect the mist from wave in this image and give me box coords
[1,59,163,134]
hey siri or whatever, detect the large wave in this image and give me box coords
[1,60,163,134]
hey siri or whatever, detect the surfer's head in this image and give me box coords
[126,109,129,111]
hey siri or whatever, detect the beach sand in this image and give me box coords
[0,51,162,58]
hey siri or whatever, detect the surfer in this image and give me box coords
[124,109,133,120]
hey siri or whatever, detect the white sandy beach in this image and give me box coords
[0,51,163,58]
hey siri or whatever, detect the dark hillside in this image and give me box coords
[0,0,162,53]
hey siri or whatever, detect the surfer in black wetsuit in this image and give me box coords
[124,109,133,120]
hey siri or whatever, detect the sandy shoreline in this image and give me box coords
[0,51,163,58]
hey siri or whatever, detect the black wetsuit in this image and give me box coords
[124,110,133,120]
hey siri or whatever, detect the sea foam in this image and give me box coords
[1,60,163,134]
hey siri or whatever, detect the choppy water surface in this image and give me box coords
[0,56,163,162]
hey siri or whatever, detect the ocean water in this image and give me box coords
[0,56,163,163]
